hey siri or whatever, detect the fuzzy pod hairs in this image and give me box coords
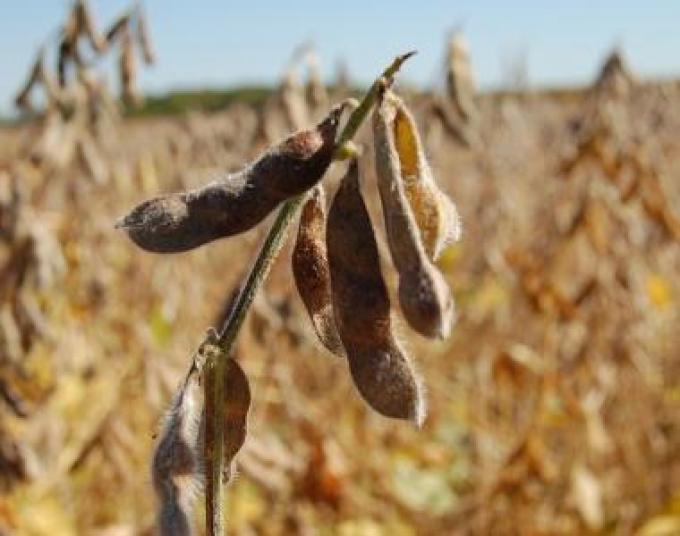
[373,89,456,338]
[327,160,425,425]
[292,184,344,356]
[152,334,251,535]
[380,90,461,261]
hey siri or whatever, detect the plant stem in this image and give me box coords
[204,50,415,536]
[333,50,416,158]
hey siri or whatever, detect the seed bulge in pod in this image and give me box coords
[327,159,425,424]
[199,353,251,482]
[391,92,461,260]
[292,185,344,356]
[117,102,350,253]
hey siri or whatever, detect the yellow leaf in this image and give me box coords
[646,274,673,309]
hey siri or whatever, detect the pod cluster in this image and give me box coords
[15,1,154,112]
[121,90,460,427]
[293,88,460,424]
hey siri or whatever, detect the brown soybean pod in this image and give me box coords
[57,6,81,87]
[39,55,62,106]
[76,0,107,53]
[152,361,203,536]
[327,159,425,424]
[374,90,455,339]
[136,5,156,65]
[292,185,344,355]
[118,102,349,253]
[152,338,251,535]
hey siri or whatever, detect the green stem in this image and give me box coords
[204,50,414,536]
[333,50,416,157]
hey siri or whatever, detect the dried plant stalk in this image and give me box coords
[105,14,131,44]
[292,185,344,355]
[327,160,425,423]
[117,103,349,253]
[374,89,455,338]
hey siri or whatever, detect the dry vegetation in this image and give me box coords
[1,8,680,534]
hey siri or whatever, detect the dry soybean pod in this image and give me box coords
[152,358,204,536]
[292,184,344,356]
[117,101,351,253]
[152,334,252,535]
[388,92,461,261]
[120,24,141,106]
[327,159,425,424]
[374,89,455,339]
[57,5,82,87]
[135,4,156,65]
[76,0,107,53]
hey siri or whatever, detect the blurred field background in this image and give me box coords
[1,2,680,535]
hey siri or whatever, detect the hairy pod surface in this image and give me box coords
[292,185,344,355]
[117,103,349,253]
[383,91,461,261]
[152,362,204,536]
[374,91,456,339]
[327,160,425,424]
[152,336,252,535]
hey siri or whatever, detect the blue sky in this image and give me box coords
[1,1,679,115]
